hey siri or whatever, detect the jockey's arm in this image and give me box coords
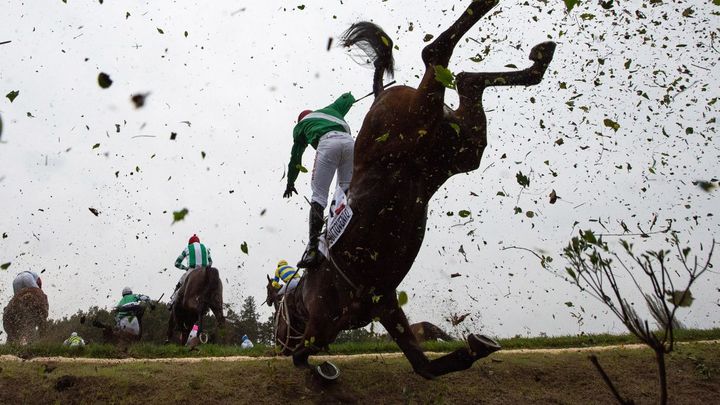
[175,249,188,270]
[324,92,355,117]
[272,270,281,289]
[287,132,308,188]
[136,294,151,302]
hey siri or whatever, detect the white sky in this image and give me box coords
[1,0,718,340]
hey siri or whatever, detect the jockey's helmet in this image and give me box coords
[122,286,132,296]
[189,234,200,244]
[297,110,312,123]
[242,335,248,341]
[71,332,78,337]
[277,259,288,268]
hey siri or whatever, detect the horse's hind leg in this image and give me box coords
[456,41,556,94]
[415,1,498,117]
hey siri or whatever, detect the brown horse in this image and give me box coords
[3,288,49,345]
[166,267,225,345]
[279,1,556,379]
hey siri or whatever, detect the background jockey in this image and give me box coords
[12,270,42,295]
[272,260,300,295]
[63,331,86,347]
[169,234,212,308]
[283,91,356,268]
[116,287,151,335]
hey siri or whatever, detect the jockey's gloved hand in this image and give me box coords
[283,184,298,198]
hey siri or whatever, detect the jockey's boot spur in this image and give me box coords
[297,202,324,268]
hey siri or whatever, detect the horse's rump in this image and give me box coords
[410,322,454,343]
[3,288,49,344]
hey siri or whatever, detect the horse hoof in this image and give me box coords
[316,361,340,381]
[529,41,557,64]
[468,334,501,359]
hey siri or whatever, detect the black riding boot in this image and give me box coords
[297,202,325,268]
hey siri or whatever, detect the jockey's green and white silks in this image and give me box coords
[116,293,150,319]
[175,242,212,270]
[286,92,355,187]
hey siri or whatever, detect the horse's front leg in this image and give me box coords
[380,300,500,379]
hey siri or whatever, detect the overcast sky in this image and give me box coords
[1,0,718,341]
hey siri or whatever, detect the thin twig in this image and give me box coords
[131,135,157,139]
[589,355,634,404]
[0,40,11,45]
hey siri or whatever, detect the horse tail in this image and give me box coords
[341,21,395,97]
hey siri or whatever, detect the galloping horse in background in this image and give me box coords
[166,266,225,345]
[277,0,556,379]
[409,322,455,343]
[3,288,49,345]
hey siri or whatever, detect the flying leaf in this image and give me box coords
[563,0,579,12]
[580,13,595,20]
[516,171,530,188]
[6,90,19,102]
[296,164,308,173]
[97,72,112,88]
[88,207,100,216]
[240,241,248,255]
[0,262,11,270]
[433,65,456,89]
[504,63,517,69]
[297,5,305,10]
[458,210,471,218]
[375,132,390,142]
[397,291,408,306]
[172,208,189,224]
[526,211,535,218]
[603,118,620,132]
[549,189,558,204]
[157,28,164,34]
[666,290,694,307]
[92,143,100,149]
[423,34,434,42]
[449,122,460,135]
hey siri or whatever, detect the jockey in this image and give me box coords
[116,287,151,319]
[116,287,151,335]
[241,334,254,349]
[12,270,42,295]
[63,332,86,347]
[169,234,212,308]
[283,91,356,268]
[272,260,300,295]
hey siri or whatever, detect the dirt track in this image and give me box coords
[2,340,717,364]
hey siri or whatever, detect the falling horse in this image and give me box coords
[166,266,225,345]
[277,0,556,379]
[3,288,49,345]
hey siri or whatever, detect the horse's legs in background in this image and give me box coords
[165,311,177,343]
[414,0,498,117]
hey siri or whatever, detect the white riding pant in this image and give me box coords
[278,277,300,295]
[311,131,354,208]
[13,272,39,295]
[116,316,141,336]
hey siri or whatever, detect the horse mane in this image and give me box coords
[340,21,395,97]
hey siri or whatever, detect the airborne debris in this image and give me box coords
[0,262,10,270]
[172,208,189,224]
[131,93,149,108]
[97,72,112,88]
[6,90,19,102]
[88,208,100,216]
